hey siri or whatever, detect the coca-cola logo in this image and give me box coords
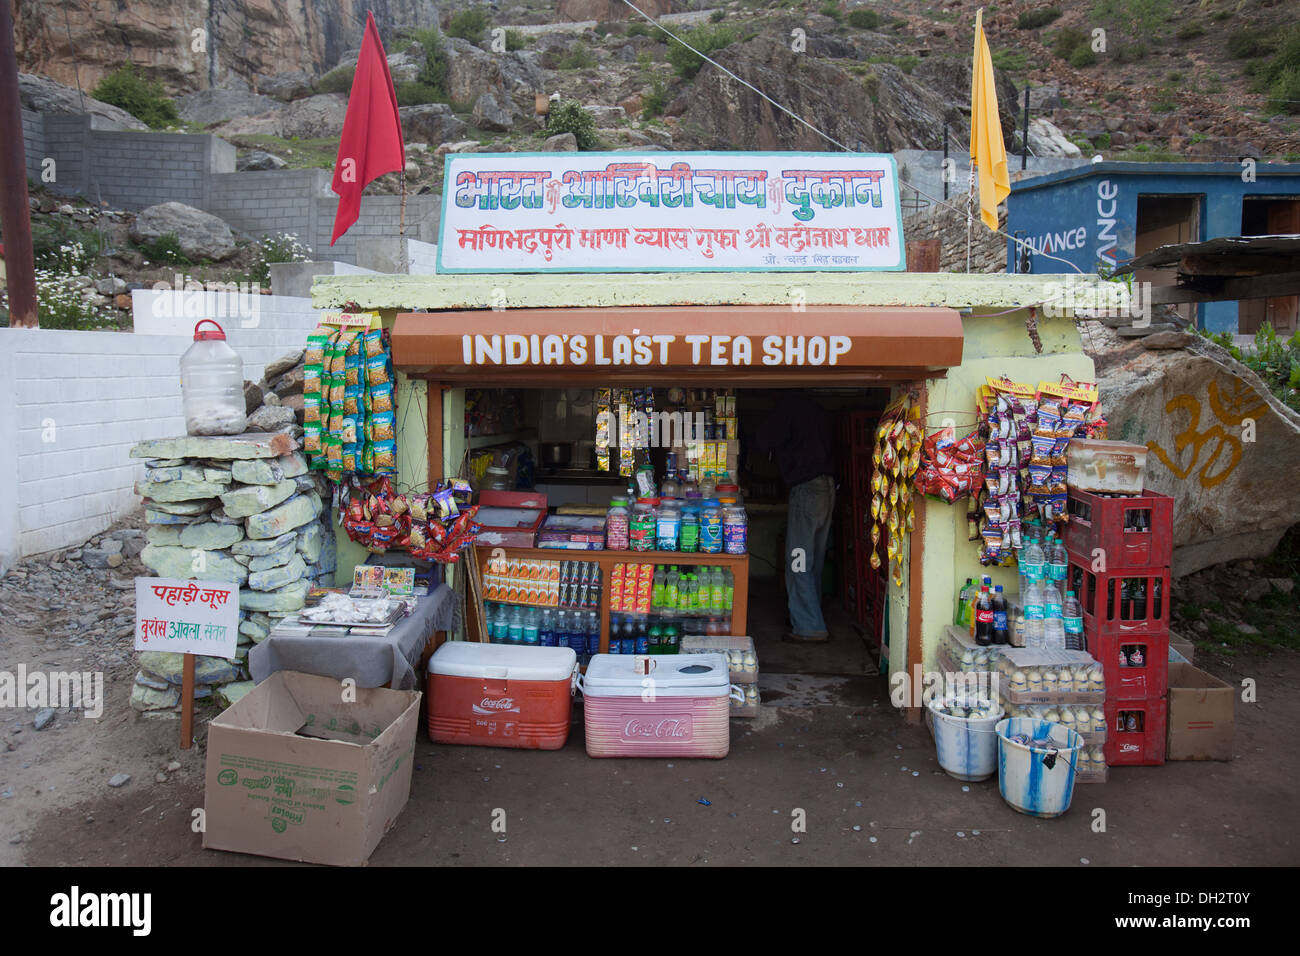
[1120,742,1139,753]
[472,696,520,715]
[623,716,692,740]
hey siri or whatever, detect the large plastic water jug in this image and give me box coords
[181,320,246,435]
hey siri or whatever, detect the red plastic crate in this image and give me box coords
[1067,560,1171,639]
[1104,697,1167,766]
[1093,631,1169,700]
[1064,488,1173,570]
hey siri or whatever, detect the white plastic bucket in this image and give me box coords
[927,696,1003,781]
[995,717,1083,818]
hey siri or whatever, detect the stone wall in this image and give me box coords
[903,200,1007,274]
[127,353,337,714]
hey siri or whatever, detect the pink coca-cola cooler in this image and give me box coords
[427,642,578,750]
[579,653,741,759]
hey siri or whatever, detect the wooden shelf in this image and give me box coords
[467,429,537,449]
[468,543,749,649]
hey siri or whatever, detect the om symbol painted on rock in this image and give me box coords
[1146,379,1269,489]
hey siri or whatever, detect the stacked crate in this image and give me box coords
[1063,488,1175,766]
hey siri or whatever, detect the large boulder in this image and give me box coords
[1028,117,1083,158]
[444,39,543,115]
[678,35,965,151]
[17,73,148,130]
[257,71,315,102]
[472,91,514,132]
[130,202,237,262]
[400,103,468,145]
[1088,327,1300,575]
[237,150,288,171]
[278,93,349,139]
[178,87,280,125]
[386,42,426,85]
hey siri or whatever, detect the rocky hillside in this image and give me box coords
[15,0,1300,167]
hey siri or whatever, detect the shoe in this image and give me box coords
[782,630,829,644]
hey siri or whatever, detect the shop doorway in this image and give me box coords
[1136,194,1201,327]
[463,385,892,680]
[1240,197,1300,336]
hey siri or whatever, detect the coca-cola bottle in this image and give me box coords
[975,587,994,646]
[991,585,1009,645]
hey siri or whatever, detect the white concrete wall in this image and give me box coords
[0,292,324,573]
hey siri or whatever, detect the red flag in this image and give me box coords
[330,10,405,245]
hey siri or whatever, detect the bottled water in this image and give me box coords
[1042,579,1065,651]
[539,607,554,647]
[1063,590,1085,651]
[507,606,524,645]
[1022,578,1045,650]
[1020,533,1045,600]
[1047,533,1069,584]
[523,607,539,647]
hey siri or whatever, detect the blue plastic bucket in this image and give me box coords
[995,717,1083,818]
[927,696,1003,781]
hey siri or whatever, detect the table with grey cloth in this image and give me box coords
[249,585,457,690]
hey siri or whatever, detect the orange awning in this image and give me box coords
[391,305,963,385]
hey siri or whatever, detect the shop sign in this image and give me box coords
[134,577,239,657]
[437,151,904,273]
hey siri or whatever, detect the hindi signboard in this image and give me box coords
[437,151,904,274]
[134,577,239,658]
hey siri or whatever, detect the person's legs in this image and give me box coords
[811,475,836,606]
[785,475,834,637]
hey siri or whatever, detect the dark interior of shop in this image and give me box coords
[465,386,892,683]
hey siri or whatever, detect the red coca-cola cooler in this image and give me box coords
[427,642,578,750]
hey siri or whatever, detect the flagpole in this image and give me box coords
[400,169,407,237]
[967,161,974,273]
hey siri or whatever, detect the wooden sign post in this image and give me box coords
[134,577,239,750]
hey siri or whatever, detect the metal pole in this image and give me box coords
[0,0,38,328]
[942,124,949,201]
[1021,86,1029,171]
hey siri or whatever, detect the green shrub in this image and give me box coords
[137,232,190,265]
[1254,28,1300,113]
[626,22,656,39]
[505,29,528,51]
[1069,44,1098,68]
[1176,23,1206,41]
[1053,26,1088,61]
[394,81,445,106]
[1016,8,1062,30]
[446,8,489,46]
[710,9,726,23]
[1197,323,1300,413]
[819,2,842,21]
[91,64,179,129]
[547,100,599,150]
[991,49,1028,72]
[1226,30,1276,60]
[249,233,312,285]
[315,65,355,95]
[31,218,101,267]
[666,25,738,80]
[642,77,670,119]
[406,28,451,100]
[557,42,597,70]
[847,8,881,29]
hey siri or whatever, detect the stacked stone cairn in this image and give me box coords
[126,350,336,715]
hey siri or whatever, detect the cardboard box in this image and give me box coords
[203,671,421,866]
[475,490,548,548]
[1167,662,1234,761]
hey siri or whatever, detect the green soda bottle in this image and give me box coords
[710,566,724,612]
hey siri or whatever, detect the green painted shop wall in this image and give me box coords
[881,308,1096,690]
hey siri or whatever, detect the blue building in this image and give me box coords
[1006,162,1300,334]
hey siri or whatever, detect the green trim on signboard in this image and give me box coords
[436,150,907,274]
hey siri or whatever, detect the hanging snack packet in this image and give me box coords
[366,354,391,387]
[324,435,344,468]
[341,444,359,472]
[369,382,394,413]
[373,440,398,473]
[343,384,364,417]
[304,330,329,367]
[340,415,360,445]
[303,423,322,455]
[303,395,321,425]
[364,328,385,359]
[368,410,396,443]
[303,365,322,396]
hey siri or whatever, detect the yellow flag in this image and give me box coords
[970,8,1009,230]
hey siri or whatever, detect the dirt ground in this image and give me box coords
[3,584,1298,867]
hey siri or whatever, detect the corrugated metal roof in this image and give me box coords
[1115,234,1300,275]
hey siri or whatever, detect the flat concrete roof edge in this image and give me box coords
[311,272,1107,311]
